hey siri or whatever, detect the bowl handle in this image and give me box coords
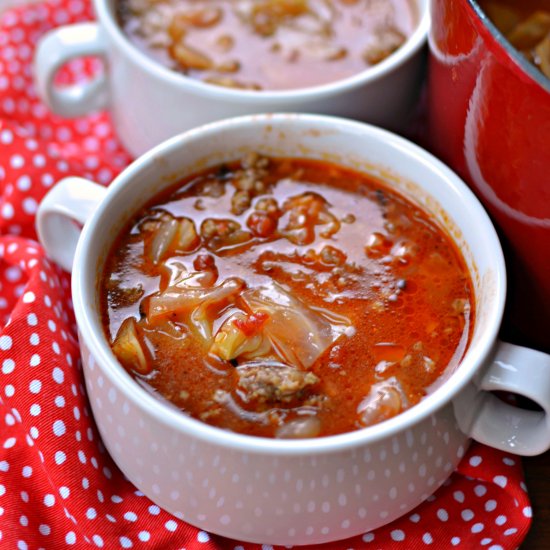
[36,177,107,272]
[463,341,550,456]
[33,22,109,117]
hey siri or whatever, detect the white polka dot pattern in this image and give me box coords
[0,0,535,548]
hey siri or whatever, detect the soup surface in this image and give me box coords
[478,0,550,78]
[101,154,474,438]
[116,0,417,90]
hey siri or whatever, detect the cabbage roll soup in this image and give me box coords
[101,154,474,438]
[116,0,417,90]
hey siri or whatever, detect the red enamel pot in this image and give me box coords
[427,0,550,352]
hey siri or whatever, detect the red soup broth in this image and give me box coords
[100,154,474,439]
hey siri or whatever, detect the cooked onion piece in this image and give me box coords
[357,377,407,427]
[146,214,199,264]
[275,416,322,439]
[112,318,151,375]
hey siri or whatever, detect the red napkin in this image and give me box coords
[0,1,533,548]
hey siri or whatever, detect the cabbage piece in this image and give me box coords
[241,281,352,368]
[145,277,245,331]
[112,317,151,375]
[210,311,270,361]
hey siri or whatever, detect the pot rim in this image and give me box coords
[467,0,550,93]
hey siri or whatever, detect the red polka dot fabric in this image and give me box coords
[0,1,534,548]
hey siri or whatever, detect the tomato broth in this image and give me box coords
[101,154,474,438]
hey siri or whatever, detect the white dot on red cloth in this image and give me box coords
[474,484,487,497]
[0,129,13,143]
[165,520,177,532]
[197,531,210,543]
[0,335,12,350]
[26,313,37,325]
[65,532,76,544]
[469,455,482,467]
[10,154,24,169]
[119,536,132,548]
[53,420,66,436]
[29,379,41,393]
[52,367,64,384]
[6,266,21,282]
[22,291,35,303]
[138,532,150,542]
[3,438,16,449]
[390,530,405,541]
[1,203,14,220]
[485,500,497,512]
[2,359,15,374]
[493,475,508,488]
[22,197,37,214]
[523,506,532,518]
[43,494,55,507]
[148,505,160,515]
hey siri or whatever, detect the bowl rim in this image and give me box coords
[73,113,506,456]
[95,0,430,101]
[467,0,550,93]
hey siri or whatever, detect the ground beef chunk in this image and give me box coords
[236,363,319,404]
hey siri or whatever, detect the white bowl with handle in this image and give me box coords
[33,0,429,156]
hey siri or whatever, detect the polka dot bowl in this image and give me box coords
[35,113,550,545]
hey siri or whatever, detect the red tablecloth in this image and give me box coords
[0,1,533,548]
